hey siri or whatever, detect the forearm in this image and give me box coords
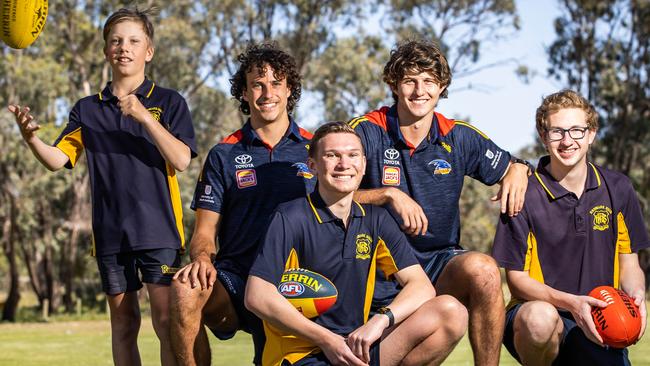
[388,265,436,323]
[142,116,191,171]
[188,234,217,262]
[619,253,646,295]
[354,187,397,206]
[25,137,69,171]
[507,271,576,311]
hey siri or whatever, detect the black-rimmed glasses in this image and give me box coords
[545,126,590,142]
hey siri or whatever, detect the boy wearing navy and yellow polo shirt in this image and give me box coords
[348,39,531,366]
[246,122,467,366]
[9,7,196,366]
[492,90,648,365]
[169,43,315,366]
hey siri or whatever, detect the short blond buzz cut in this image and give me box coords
[535,89,599,137]
[309,122,364,158]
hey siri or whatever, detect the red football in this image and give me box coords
[589,286,642,348]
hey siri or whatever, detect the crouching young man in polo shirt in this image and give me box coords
[245,122,468,366]
[492,90,649,365]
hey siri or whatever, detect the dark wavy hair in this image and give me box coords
[103,6,157,47]
[383,39,452,102]
[230,43,302,115]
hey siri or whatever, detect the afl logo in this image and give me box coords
[384,148,400,160]
[235,154,253,165]
[279,282,305,297]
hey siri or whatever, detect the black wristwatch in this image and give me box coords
[510,157,533,175]
[377,307,395,328]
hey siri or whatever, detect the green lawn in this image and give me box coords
[0,318,648,365]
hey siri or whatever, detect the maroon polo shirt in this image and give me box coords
[492,156,650,296]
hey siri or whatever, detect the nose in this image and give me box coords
[413,80,424,95]
[559,130,574,144]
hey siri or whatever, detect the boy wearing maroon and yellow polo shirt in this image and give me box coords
[9,7,197,366]
[493,90,648,365]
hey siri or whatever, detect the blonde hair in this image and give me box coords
[535,89,598,136]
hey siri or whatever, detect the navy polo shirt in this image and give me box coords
[191,119,315,276]
[349,105,510,255]
[249,191,418,365]
[492,156,650,299]
[54,78,197,256]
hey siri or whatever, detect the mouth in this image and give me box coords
[257,102,278,111]
[557,146,579,158]
[116,56,133,64]
[331,174,354,181]
[408,98,429,105]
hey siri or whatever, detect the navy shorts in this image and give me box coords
[373,246,467,309]
[504,303,630,365]
[208,269,265,366]
[96,248,181,295]
[283,342,380,366]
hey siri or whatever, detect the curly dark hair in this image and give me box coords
[230,43,302,115]
[383,39,452,102]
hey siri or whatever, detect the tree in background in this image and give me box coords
[548,0,650,286]
[0,0,522,317]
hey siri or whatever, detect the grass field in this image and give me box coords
[0,318,648,365]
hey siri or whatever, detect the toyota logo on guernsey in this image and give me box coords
[234,154,254,169]
[383,148,400,166]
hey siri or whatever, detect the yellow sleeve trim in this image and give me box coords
[455,121,489,140]
[55,127,84,167]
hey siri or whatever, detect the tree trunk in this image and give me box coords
[2,197,21,321]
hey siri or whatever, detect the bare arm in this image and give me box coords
[8,105,69,171]
[118,95,191,171]
[245,275,367,366]
[619,253,647,340]
[492,162,529,217]
[347,264,435,362]
[172,209,220,290]
[354,187,428,236]
[506,269,607,345]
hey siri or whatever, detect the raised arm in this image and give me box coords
[117,95,191,171]
[8,105,69,171]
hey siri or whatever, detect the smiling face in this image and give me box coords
[104,20,153,78]
[242,65,291,126]
[393,71,446,125]
[543,108,596,170]
[308,132,366,198]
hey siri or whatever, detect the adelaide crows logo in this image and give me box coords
[292,162,314,179]
[428,159,452,175]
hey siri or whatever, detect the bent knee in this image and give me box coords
[463,253,500,282]
[515,302,561,343]
[425,295,468,338]
[171,278,212,304]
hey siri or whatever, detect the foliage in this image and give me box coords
[548,0,650,283]
[0,0,522,315]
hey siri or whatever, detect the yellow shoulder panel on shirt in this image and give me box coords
[55,127,84,167]
[524,232,545,284]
